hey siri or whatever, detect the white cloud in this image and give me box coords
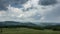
[0,0,60,22]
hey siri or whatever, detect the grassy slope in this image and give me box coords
[0,28,60,34]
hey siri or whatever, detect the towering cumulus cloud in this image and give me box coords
[0,0,60,22]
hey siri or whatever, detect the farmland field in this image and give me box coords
[0,28,60,34]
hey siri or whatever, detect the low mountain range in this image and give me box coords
[0,21,60,30]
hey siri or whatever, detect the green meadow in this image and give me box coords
[0,28,60,34]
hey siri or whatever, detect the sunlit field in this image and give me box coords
[0,28,60,34]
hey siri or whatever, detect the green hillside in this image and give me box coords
[0,28,60,34]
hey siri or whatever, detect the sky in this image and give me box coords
[0,0,60,22]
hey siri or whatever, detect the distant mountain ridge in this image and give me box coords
[0,21,37,27]
[0,21,60,29]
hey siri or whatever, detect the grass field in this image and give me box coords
[0,28,60,34]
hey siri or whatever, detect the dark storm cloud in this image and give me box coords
[9,0,28,4]
[0,0,9,10]
[0,0,28,10]
[39,0,57,6]
[9,0,28,8]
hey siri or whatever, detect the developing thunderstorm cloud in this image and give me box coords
[0,0,60,22]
